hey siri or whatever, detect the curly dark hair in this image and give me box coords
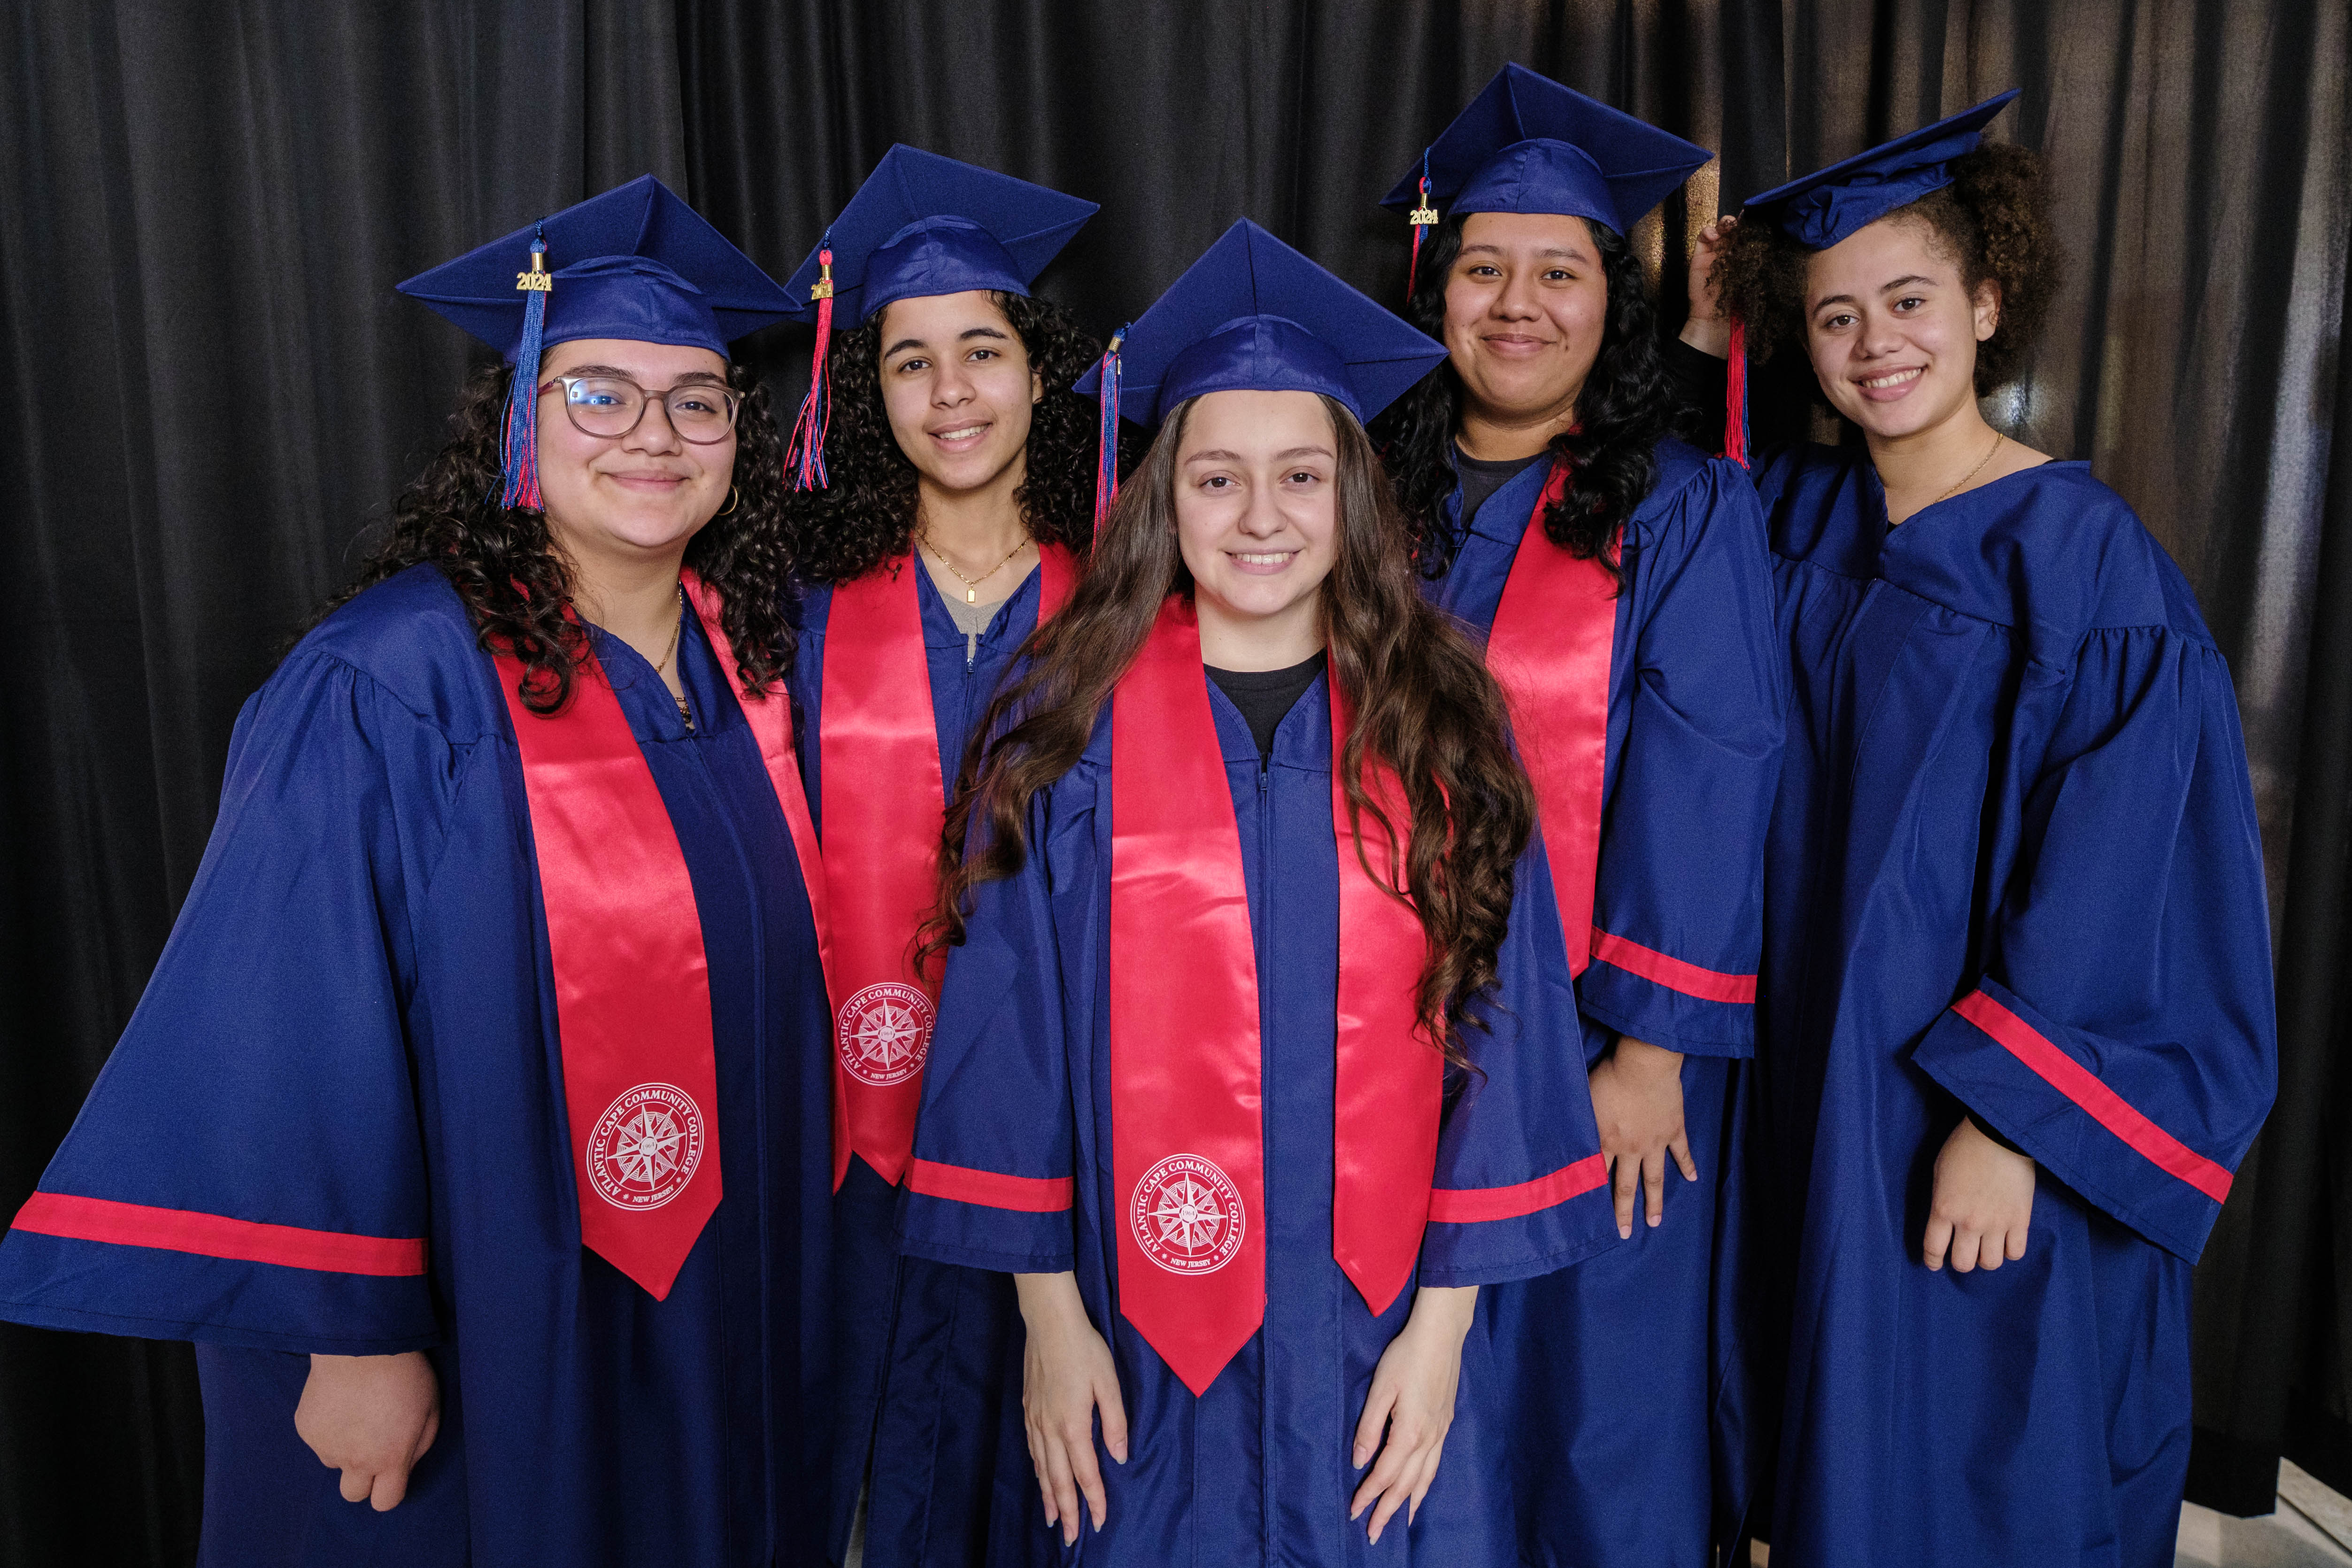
[1714,141,2062,394]
[783,292,1108,585]
[1369,213,1687,581]
[927,394,1538,1069]
[316,358,795,713]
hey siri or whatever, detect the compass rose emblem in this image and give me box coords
[837,981,935,1087]
[1129,1153,1247,1275]
[586,1083,705,1210]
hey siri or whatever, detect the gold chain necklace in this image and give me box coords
[1932,431,2006,506]
[652,581,691,726]
[920,530,1031,603]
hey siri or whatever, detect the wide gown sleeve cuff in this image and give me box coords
[1911,980,2236,1262]
[0,1203,440,1353]
[1578,930,1758,1058]
[897,1164,1076,1274]
[1417,1155,1618,1285]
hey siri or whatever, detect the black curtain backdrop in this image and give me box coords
[0,3,2342,1562]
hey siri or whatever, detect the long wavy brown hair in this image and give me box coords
[314,358,795,711]
[929,393,1538,1061]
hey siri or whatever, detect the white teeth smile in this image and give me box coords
[1862,368,1924,389]
[935,425,987,440]
[1233,552,1293,565]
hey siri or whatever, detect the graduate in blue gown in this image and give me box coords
[1370,67,1783,1565]
[0,179,838,1567]
[775,148,1103,1568]
[1678,96,2278,1565]
[901,220,1621,1566]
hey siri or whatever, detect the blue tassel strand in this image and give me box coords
[500,227,551,510]
[1092,324,1128,535]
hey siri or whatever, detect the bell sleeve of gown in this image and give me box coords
[1577,458,1783,1059]
[898,783,1079,1274]
[1419,840,1619,1287]
[1910,628,2278,1262]
[0,649,449,1353]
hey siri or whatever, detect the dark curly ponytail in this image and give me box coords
[1371,214,1688,581]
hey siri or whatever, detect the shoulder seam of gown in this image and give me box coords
[291,647,488,746]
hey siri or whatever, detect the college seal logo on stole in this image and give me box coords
[587,1083,708,1211]
[1130,1153,1247,1275]
[836,980,934,1088]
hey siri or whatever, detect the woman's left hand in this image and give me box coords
[1349,1284,1477,1545]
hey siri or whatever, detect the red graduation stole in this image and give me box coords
[1484,464,1619,977]
[493,572,827,1301]
[819,546,1076,1190]
[1109,597,1438,1397]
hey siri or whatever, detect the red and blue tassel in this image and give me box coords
[1406,153,1438,301]
[1725,317,1750,470]
[1091,325,1127,535]
[786,241,835,491]
[500,227,551,510]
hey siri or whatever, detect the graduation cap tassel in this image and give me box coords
[1092,325,1128,536]
[1724,317,1751,470]
[1405,154,1438,301]
[500,229,552,510]
[785,244,836,491]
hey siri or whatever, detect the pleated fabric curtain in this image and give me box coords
[0,2,2344,1561]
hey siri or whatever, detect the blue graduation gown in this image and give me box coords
[0,565,836,1568]
[1425,438,1784,1565]
[900,671,1618,1566]
[1756,447,2277,1567]
[792,561,1052,1568]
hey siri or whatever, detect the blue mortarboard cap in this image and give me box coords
[1742,90,2021,249]
[1074,220,1446,428]
[396,175,794,362]
[782,147,1098,324]
[1380,64,1712,236]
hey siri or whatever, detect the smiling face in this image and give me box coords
[1172,389,1340,665]
[1441,211,1611,438]
[875,289,1043,500]
[533,338,737,570]
[1803,214,2000,440]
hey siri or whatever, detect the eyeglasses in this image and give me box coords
[539,374,742,443]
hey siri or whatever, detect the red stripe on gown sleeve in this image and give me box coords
[11,1193,427,1276]
[1589,930,1758,1004]
[905,1159,1074,1213]
[1427,1154,1608,1224]
[1952,989,2234,1204]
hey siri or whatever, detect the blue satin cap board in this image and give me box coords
[1074,219,1446,427]
[782,146,1099,324]
[396,174,794,362]
[1380,63,1712,236]
[1742,90,2022,249]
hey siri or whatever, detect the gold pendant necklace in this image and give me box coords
[920,531,1031,604]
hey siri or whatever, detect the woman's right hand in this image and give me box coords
[1680,215,1739,358]
[1015,1271,1129,1544]
[294,1350,440,1510]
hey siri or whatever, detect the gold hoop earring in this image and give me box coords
[717,485,740,517]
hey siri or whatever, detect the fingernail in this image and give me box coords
[1619,1225,1632,1239]
[1648,1213,1660,1227]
